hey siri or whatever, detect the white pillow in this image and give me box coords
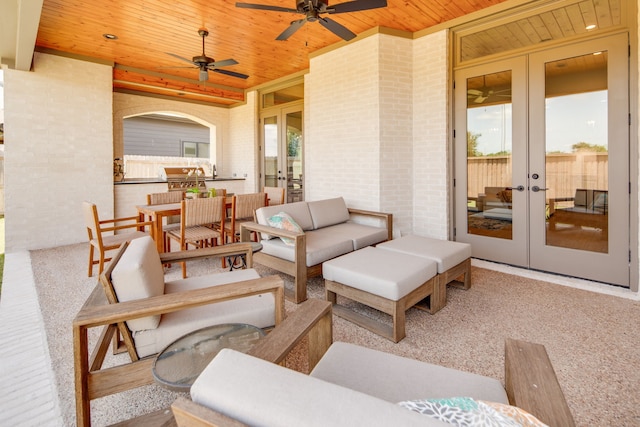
[267,212,303,246]
[111,236,165,331]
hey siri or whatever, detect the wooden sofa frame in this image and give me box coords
[239,207,393,304]
[73,242,293,427]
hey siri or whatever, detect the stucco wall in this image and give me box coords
[3,53,113,251]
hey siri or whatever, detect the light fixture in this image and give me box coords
[585,24,597,30]
[102,33,118,40]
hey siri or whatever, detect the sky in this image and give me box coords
[468,90,608,154]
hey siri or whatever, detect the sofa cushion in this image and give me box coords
[111,236,164,331]
[307,197,350,229]
[191,348,445,426]
[267,211,303,246]
[132,269,275,358]
[377,234,472,273]
[260,230,354,267]
[310,342,509,404]
[255,201,314,231]
[329,222,389,250]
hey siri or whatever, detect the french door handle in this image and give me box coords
[506,185,525,192]
[531,186,548,192]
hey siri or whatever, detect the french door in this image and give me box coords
[261,103,304,203]
[454,33,630,287]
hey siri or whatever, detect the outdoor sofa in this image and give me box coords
[240,197,393,303]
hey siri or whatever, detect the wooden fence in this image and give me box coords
[467,152,608,199]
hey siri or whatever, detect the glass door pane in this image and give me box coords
[544,53,608,253]
[528,33,629,287]
[466,71,514,240]
[263,115,278,188]
[285,110,303,203]
[454,56,528,267]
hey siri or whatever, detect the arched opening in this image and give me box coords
[120,111,217,180]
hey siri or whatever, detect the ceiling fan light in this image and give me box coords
[199,69,209,81]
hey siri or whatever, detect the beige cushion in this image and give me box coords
[111,236,164,331]
[377,235,472,273]
[133,269,275,358]
[322,247,437,301]
[191,348,442,426]
[307,197,350,229]
[256,201,314,231]
[311,342,509,404]
[329,222,389,250]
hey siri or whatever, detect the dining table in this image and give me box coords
[136,196,235,254]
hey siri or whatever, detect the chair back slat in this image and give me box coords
[183,196,225,228]
[235,193,266,219]
[82,201,100,242]
[147,191,183,205]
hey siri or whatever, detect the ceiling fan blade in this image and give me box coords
[474,96,488,103]
[235,2,299,13]
[210,58,239,68]
[319,17,356,41]
[166,52,196,65]
[157,65,198,70]
[276,19,306,41]
[329,0,387,14]
[212,68,250,79]
[467,89,483,96]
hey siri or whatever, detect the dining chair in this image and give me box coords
[167,196,226,278]
[264,186,285,206]
[82,201,153,277]
[146,191,184,252]
[224,192,266,243]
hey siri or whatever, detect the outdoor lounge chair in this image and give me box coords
[73,236,287,426]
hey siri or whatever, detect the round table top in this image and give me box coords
[152,323,265,391]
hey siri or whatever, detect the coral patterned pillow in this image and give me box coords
[267,212,303,246]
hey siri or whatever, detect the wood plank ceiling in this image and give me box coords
[33,0,619,107]
[33,0,507,106]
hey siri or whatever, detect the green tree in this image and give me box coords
[467,131,482,157]
[571,142,607,152]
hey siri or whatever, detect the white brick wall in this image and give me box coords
[306,31,450,238]
[306,36,381,208]
[228,91,259,192]
[4,53,114,251]
[379,34,414,237]
[412,30,450,240]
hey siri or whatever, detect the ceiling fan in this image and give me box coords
[467,87,512,104]
[164,29,249,82]
[236,0,387,41]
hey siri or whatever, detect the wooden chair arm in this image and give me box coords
[74,275,285,328]
[159,243,255,265]
[347,208,393,241]
[99,215,148,224]
[505,338,575,427]
[99,220,154,233]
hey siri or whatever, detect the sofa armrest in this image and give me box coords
[505,338,575,427]
[348,208,393,241]
[249,298,332,370]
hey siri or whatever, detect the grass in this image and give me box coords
[0,216,4,295]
